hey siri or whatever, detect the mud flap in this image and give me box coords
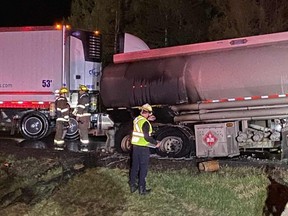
[281,126,288,160]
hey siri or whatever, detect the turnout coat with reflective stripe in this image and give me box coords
[131,115,152,146]
[55,96,70,121]
[76,93,91,117]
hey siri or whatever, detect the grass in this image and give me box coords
[25,166,269,216]
[0,153,272,216]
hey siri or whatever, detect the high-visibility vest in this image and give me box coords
[131,115,152,146]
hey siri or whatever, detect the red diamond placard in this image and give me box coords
[203,131,218,147]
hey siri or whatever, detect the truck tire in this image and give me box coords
[65,117,80,140]
[155,126,193,158]
[20,111,50,140]
[115,122,133,153]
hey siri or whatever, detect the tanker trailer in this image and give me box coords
[101,31,288,159]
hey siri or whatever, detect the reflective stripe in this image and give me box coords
[76,113,91,117]
[134,116,145,124]
[57,107,69,112]
[57,118,69,122]
[83,113,91,116]
[135,124,141,132]
[61,108,69,113]
[204,93,288,104]
[134,116,145,132]
[77,104,85,109]
[80,139,89,144]
[132,131,144,137]
[54,139,64,144]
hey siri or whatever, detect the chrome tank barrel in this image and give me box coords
[101,40,288,108]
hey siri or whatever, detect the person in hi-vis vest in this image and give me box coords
[129,103,161,195]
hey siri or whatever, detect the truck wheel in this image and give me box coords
[65,117,79,140]
[115,122,133,153]
[20,111,50,140]
[155,126,193,158]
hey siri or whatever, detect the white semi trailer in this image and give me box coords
[0,25,112,140]
[101,31,288,159]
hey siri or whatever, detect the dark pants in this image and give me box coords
[130,145,150,188]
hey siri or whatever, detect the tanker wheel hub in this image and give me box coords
[161,136,183,154]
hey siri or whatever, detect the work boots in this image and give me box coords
[139,186,151,195]
[130,184,138,193]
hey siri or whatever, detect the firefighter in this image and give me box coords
[73,85,91,145]
[129,103,161,195]
[54,87,70,147]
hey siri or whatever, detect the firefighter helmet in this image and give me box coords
[79,85,89,91]
[59,87,68,94]
[141,103,153,112]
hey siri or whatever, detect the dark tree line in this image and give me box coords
[67,0,288,65]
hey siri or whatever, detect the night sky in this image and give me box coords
[0,0,72,27]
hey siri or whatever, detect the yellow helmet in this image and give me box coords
[59,87,68,94]
[79,85,88,91]
[141,103,152,112]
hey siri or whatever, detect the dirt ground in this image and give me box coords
[0,140,288,216]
